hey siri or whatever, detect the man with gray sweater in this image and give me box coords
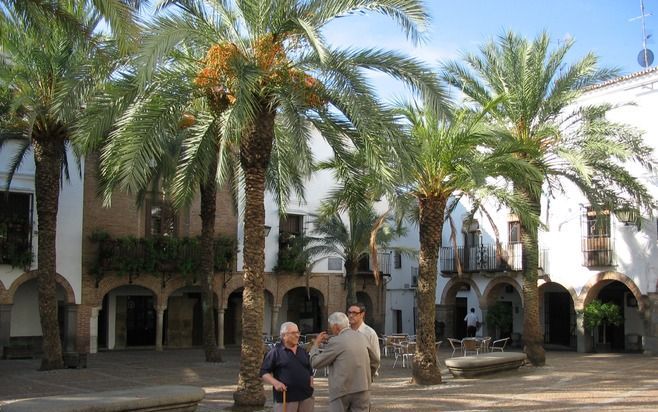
[310,312,379,412]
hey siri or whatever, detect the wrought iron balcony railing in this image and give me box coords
[356,252,392,276]
[440,242,549,274]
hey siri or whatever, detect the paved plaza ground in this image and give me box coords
[0,346,657,411]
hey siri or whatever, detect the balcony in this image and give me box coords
[440,242,548,275]
[356,252,392,277]
[91,234,236,286]
[581,236,613,267]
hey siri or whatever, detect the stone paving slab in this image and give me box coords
[1,348,657,411]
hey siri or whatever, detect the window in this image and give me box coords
[581,207,612,266]
[145,195,178,237]
[327,257,342,271]
[394,251,402,268]
[279,214,303,247]
[0,192,33,266]
[411,266,418,288]
[279,214,303,236]
[277,214,306,273]
[508,221,521,243]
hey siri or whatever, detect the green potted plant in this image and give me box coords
[583,299,623,352]
[486,301,513,339]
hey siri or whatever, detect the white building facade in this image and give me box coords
[429,67,658,354]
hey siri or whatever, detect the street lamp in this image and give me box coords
[614,208,637,227]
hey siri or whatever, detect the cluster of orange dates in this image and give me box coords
[193,34,325,112]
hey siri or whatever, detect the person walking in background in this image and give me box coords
[464,308,479,337]
[260,322,314,412]
[347,302,380,377]
[310,312,379,412]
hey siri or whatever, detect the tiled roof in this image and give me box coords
[583,66,658,92]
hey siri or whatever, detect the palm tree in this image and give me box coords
[307,206,405,307]
[0,0,144,54]
[79,0,445,406]
[0,3,131,370]
[442,31,656,366]
[394,101,540,384]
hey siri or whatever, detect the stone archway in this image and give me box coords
[579,271,644,311]
[281,287,326,335]
[222,286,275,346]
[438,278,482,339]
[0,280,8,310]
[480,276,523,341]
[7,271,76,304]
[97,284,158,350]
[539,282,577,349]
[480,276,523,308]
[4,272,76,352]
[579,271,644,352]
[224,288,243,345]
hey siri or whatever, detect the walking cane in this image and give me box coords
[282,389,286,412]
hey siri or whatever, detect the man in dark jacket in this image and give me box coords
[261,321,314,411]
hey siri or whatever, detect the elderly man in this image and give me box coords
[310,312,379,412]
[260,322,314,412]
[347,302,380,376]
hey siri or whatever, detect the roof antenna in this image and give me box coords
[630,0,654,68]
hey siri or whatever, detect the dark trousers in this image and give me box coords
[467,325,477,337]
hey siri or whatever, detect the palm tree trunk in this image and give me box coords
[33,128,64,370]
[518,184,546,366]
[413,195,444,385]
[345,260,358,307]
[233,102,275,407]
[199,154,222,362]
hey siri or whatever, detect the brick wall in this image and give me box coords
[78,154,238,350]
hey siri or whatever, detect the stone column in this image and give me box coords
[271,305,281,337]
[155,306,166,351]
[217,308,225,349]
[643,293,658,355]
[64,305,78,352]
[0,304,12,351]
[89,307,101,354]
[575,310,587,353]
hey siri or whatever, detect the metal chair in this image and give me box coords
[491,337,509,352]
[392,341,406,368]
[435,340,443,363]
[393,341,416,368]
[379,337,388,357]
[447,338,462,357]
[480,336,492,353]
[462,338,479,356]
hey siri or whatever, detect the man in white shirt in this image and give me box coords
[347,302,380,377]
[464,307,479,337]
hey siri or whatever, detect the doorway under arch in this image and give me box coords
[540,282,576,349]
[165,286,204,347]
[439,279,481,340]
[9,277,71,351]
[98,285,157,349]
[282,287,325,335]
[483,281,522,341]
[587,280,641,352]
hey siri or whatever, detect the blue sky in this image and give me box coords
[322,0,657,101]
